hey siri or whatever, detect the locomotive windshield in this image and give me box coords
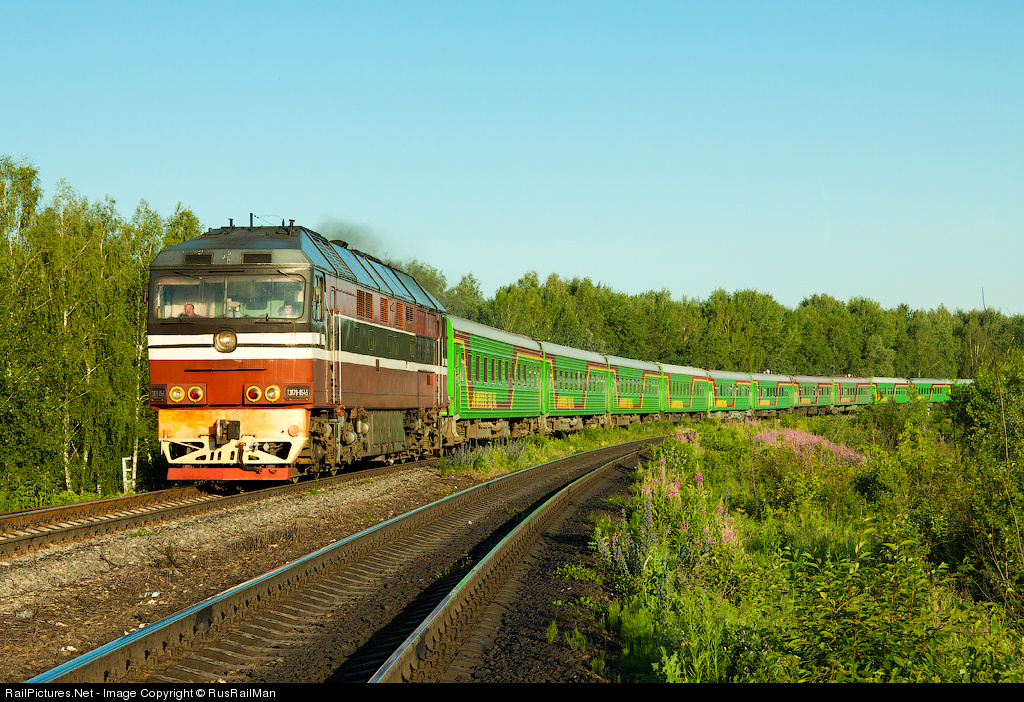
[153,273,306,319]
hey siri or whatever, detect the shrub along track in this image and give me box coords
[29,439,659,684]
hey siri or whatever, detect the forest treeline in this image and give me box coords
[1,156,202,505]
[1,154,1019,506]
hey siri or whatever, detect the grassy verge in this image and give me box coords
[581,414,1024,682]
[437,421,676,479]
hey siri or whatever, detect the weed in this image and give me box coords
[581,595,603,610]
[566,627,587,653]
[554,563,603,585]
[546,619,559,644]
[357,512,384,526]
[434,552,473,581]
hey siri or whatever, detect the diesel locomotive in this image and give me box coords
[147,221,960,482]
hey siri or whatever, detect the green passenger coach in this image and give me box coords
[437,316,962,448]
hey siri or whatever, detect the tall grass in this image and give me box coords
[438,421,676,478]
[589,415,1024,682]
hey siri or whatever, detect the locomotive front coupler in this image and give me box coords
[214,419,241,447]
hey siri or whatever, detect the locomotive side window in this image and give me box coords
[313,275,324,321]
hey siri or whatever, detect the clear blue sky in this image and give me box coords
[5,1,1022,315]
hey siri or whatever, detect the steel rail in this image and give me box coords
[0,488,202,533]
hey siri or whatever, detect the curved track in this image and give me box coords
[28,439,659,684]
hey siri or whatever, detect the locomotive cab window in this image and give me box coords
[153,273,306,320]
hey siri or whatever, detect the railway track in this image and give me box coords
[0,460,434,559]
[28,438,660,684]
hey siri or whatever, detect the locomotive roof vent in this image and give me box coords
[330,239,350,249]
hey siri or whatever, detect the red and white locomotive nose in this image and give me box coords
[147,220,448,482]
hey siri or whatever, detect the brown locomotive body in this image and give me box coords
[147,222,447,481]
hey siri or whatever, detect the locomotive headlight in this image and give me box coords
[169,386,185,403]
[213,330,237,353]
[246,386,262,402]
[265,385,281,402]
[187,386,204,403]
